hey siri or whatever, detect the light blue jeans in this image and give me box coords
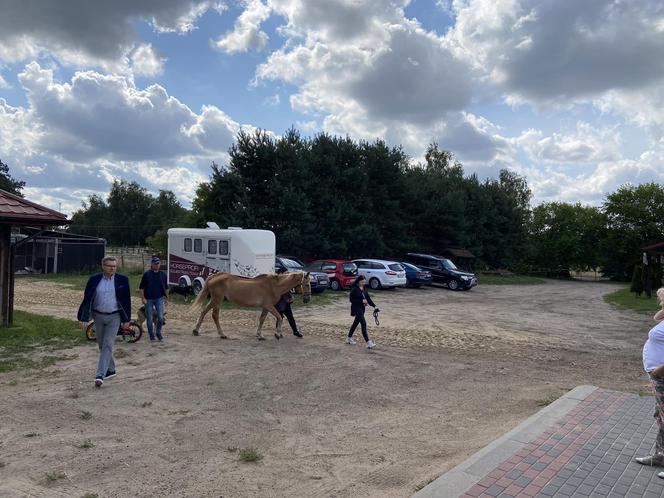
[145,297,165,339]
[93,311,120,379]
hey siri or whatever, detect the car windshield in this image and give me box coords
[442,259,458,270]
[342,263,357,273]
[280,257,303,269]
[388,263,404,271]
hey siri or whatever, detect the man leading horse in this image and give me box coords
[191,271,311,340]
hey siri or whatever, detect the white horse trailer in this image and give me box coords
[167,225,276,295]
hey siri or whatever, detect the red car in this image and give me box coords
[305,260,358,291]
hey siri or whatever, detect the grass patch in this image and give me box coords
[167,409,190,416]
[140,401,153,408]
[45,470,66,483]
[18,270,144,292]
[605,287,661,314]
[80,411,93,420]
[478,274,546,285]
[535,393,563,407]
[0,311,87,373]
[81,493,99,498]
[238,447,263,463]
[23,432,40,438]
[292,290,346,309]
[76,439,95,449]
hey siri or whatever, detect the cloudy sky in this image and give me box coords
[1,0,664,214]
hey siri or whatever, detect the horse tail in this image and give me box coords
[191,279,212,312]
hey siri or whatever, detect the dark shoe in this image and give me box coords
[149,336,156,342]
[94,377,103,388]
[636,455,664,466]
[157,335,163,342]
[293,330,303,338]
[104,370,116,380]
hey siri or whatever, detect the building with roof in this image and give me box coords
[0,189,69,325]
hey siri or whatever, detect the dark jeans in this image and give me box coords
[348,313,369,342]
[279,304,298,334]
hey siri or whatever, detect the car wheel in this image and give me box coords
[447,279,460,291]
[192,280,203,296]
[330,279,341,291]
[369,278,381,290]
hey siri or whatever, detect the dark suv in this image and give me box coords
[275,256,329,293]
[403,253,477,290]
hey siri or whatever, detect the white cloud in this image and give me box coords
[448,0,664,105]
[131,44,166,77]
[256,1,474,143]
[0,73,9,89]
[0,1,224,71]
[516,122,622,164]
[3,62,244,212]
[213,0,271,54]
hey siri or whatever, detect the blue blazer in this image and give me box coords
[77,273,132,323]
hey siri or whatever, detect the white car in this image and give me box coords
[353,259,408,290]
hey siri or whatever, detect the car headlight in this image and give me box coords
[461,276,470,280]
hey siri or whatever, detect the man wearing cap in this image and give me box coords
[139,256,169,342]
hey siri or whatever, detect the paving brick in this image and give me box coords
[484,484,505,497]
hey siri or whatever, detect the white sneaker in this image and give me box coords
[366,340,376,349]
[345,337,357,345]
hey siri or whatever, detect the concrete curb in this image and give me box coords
[413,385,598,498]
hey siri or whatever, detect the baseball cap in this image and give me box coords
[150,256,161,264]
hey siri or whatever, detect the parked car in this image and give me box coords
[275,256,329,293]
[400,262,433,288]
[403,253,477,290]
[305,260,358,291]
[353,259,407,290]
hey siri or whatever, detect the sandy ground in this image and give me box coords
[0,279,653,497]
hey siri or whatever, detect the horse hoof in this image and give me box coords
[219,335,228,339]
[257,336,266,341]
[192,329,199,336]
[275,333,281,340]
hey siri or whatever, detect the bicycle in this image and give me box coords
[85,319,144,343]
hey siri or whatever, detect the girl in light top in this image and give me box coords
[636,288,664,474]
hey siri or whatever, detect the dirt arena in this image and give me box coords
[0,279,652,497]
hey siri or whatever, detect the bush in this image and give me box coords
[630,265,644,296]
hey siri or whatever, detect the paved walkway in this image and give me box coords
[415,385,664,498]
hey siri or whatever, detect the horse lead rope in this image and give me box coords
[373,307,380,326]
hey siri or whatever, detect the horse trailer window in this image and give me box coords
[184,238,192,252]
[219,240,229,255]
[207,240,217,254]
[194,238,203,253]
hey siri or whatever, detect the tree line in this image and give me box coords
[3,128,664,281]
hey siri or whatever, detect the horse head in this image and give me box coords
[294,271,311,304]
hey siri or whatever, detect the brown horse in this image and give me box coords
[191,271,311,340]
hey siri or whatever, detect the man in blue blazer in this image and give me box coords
[77,256,132,388]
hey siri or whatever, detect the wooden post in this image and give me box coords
[0,225,12,326]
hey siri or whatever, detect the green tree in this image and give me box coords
[529,202,606,271]
[602,183,664,280]
[631,265,644,296]
[69,194,111,238]
[0,159,26,196]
